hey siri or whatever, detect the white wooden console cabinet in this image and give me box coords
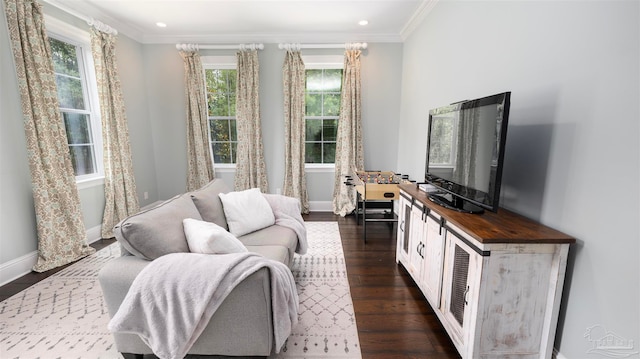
[396,183,574,359]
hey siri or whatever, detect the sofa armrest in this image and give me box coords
[98,255,274,356]
[99,256,150,318]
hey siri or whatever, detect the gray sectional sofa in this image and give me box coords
[98,179,300,357]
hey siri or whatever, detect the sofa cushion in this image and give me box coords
[114,193,202,260]
[246,245,291,266]
[183,218,248,254]
[190,179,231,230]
[238,225,298,256]
[218,188,275,237]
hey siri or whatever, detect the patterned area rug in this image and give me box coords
[0,221,361,359]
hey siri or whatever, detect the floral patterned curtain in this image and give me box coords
[234,49,268,192]
[90,28,140,239]
[180,50,215,191]
[332,49,363,216]
[4,0,94,272]
[282,51,309,213]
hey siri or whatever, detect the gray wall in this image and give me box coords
[0,7,36,264]
[397,1,639,357]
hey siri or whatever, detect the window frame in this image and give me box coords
[303,55,344,171]
[202,56,237,170]
[45,15,104,189]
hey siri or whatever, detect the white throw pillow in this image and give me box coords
[182,218,248,254]
[218,188,276,237]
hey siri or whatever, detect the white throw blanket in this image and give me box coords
[263,193,308,255]
[108,252,298,359]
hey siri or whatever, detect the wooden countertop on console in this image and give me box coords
[399,183,575,245]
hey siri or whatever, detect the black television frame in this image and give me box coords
[424,92,511,214]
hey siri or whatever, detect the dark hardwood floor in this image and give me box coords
[305,212,460,359]
[0,212,459,358]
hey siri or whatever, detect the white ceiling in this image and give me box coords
[45,0,435,44]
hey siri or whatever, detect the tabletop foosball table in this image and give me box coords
[344,170,412,242]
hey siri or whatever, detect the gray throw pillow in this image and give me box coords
[190,179,230,230]
[113,193,203,260]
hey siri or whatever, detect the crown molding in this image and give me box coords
[42,0,145,42]
[140,32,402,45]
[400,0,439,41]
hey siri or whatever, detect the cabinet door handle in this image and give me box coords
[463,285,470,306]
[400,220,404,232]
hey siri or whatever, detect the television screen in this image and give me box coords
[425,92,510,213]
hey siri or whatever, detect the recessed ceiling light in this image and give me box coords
[358,20,369,26]
[156,22,167,28]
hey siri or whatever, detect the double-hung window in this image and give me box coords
[203,57,237,167]
[303,56,343,166]
[46,16,103,186]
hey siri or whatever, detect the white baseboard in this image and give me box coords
[309,201,333,212]
[86,224,102,244]
[0,251,39,287]
[0,223,104,287]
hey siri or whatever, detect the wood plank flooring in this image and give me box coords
[305,212,460,359]
[0,212,460,358]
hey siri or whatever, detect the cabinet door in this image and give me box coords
[441,231,482,356]
[395,195,412,265]
[407,203,425,278]
[421,214,445,308]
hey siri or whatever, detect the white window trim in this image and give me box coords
[202,56,236,69]
[202,56,238,169]
[45,15,105,188]
[302,55,344,69]
[303,55,344,170]
[305,164,336,173]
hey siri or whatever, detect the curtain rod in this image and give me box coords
[176,43,265,51]
[41,0,117,35]
[278,43,368,51]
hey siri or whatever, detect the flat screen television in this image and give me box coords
[425,92,511,214]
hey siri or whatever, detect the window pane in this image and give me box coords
[49,37,80,77]
[305,143,322,163]
[323,119,338,142]
[230,120,237,141]
[323,143,336,163]
[206,69,225,92]
[69,145,95,176]
[306,69,323,91]
[62,112,91,144]
[323,93,341,116]
[228,91,236,117]
[208,93,229,117]
[305,93,322,116]
[212,142,232,164]
[231,142,237,163]
[306,119,322,141]
[323,69,342,92]
[55,75,85,109]
[210,119,230,142]
[225,70,237,92]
